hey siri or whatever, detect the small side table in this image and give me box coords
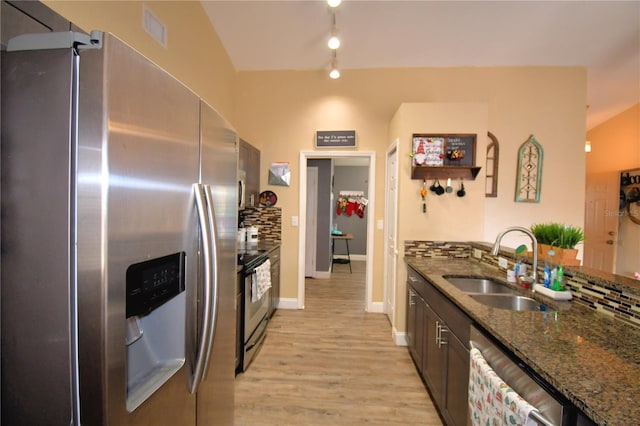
[331,233,353,273]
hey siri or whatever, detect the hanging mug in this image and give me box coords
[434,179,445,196]
[457,181,466,197]
[429,179,438,193]
[445,178,453,194]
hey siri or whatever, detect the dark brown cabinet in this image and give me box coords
[268,246,280,318]
[406,265,470,426]
[2,1,71,48]
[239,139,260,209]
[423,304,446,407]
[406,287,425,368]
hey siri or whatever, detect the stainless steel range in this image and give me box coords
[237,248,271,373]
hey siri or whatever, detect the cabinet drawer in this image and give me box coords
[407,267,427,299]
[421,277,471,348]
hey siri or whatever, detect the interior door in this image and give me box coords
[305,167,318,277]
[584,171,619,272]
[385,145,399,323]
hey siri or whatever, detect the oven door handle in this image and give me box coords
[190,183,213,394]
[201,184,220,380]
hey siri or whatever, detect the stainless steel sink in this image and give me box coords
[444,277,516,294]
[469,294,547,312]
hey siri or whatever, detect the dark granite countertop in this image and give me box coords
[405,257,640,426]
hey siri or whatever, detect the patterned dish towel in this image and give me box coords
[468,347,540,426]
[251,259,271,303]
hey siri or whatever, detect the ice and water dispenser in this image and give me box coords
[125,252,187,412]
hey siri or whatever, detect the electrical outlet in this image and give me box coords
[498,257,508,269]
[473,248,483,259]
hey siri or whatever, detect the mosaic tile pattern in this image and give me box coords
[242,207,282,243]
[564,276,640,329]
[404,241,471,259]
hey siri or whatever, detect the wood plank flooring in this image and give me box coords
[234,260,443,425]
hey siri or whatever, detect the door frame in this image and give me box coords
[383,140,399,325]
[298,151,376,310]
[305,167,318,277]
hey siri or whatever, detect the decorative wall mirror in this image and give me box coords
[485,132,499,197]
[514,135,543,203]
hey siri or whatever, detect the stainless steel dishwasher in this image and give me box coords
[470,325,574,426]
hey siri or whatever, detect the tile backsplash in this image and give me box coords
[404,240,471,259]
[241,207,281,243]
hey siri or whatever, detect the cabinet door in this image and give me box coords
[407,286,426,371]
[238,139,260,208]
[444,333,469,426]
[423,304,447,407]
[269,249,280,317]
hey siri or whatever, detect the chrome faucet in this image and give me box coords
[491,226,538,284]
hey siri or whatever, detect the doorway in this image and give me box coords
[297,151,377,311]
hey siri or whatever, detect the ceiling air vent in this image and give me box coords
[143,5,167,48]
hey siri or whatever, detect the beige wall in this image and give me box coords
[234,67,587,328]
[40,2,588,332]
[586,103,640,278]
[390,103,488,326]
[44,0,237,122]
[586,103,640,173]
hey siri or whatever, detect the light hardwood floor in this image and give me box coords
[234,260,443,425]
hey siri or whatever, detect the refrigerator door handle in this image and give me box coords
[190,183,213,394]
[201,184,220,379]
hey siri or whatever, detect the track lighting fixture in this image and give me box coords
[328,13,340,49]
[329,51,340,79]
[326,4,342,79]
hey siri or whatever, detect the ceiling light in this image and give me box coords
[585,140,592,153]
[328,35,340,49]
[329,53,340,79]
[327,0,342,8]
[328,13,340,49]
[329,62,340,79]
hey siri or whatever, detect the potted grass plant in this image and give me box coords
[530,222,584,266]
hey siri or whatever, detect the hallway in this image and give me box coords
[234,260,442,425]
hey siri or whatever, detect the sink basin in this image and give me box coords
[444,277,516,294]
[469,294,547,312]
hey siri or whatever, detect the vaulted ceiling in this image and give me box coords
[202,1,640,130]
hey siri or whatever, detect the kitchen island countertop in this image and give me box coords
[405,257,640,426]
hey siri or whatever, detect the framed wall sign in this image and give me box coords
[412,134,476,167]
[316,130,357,148]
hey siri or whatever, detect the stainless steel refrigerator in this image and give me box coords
[1,31,237,425]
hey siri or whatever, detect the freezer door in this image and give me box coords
[76,34,200,425]
[1,48,78,426]
[193,101,238,425]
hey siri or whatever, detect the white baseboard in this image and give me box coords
[367,301,384,313]
[276,298,299,310]
[393,328,408,346]
[313,270,331,279]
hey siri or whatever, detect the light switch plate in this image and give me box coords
[498,257,508,269]
[377,219,384,230]
[291,216,298,227]
[473,248,483,259]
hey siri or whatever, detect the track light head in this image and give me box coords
[328,35,340,49]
